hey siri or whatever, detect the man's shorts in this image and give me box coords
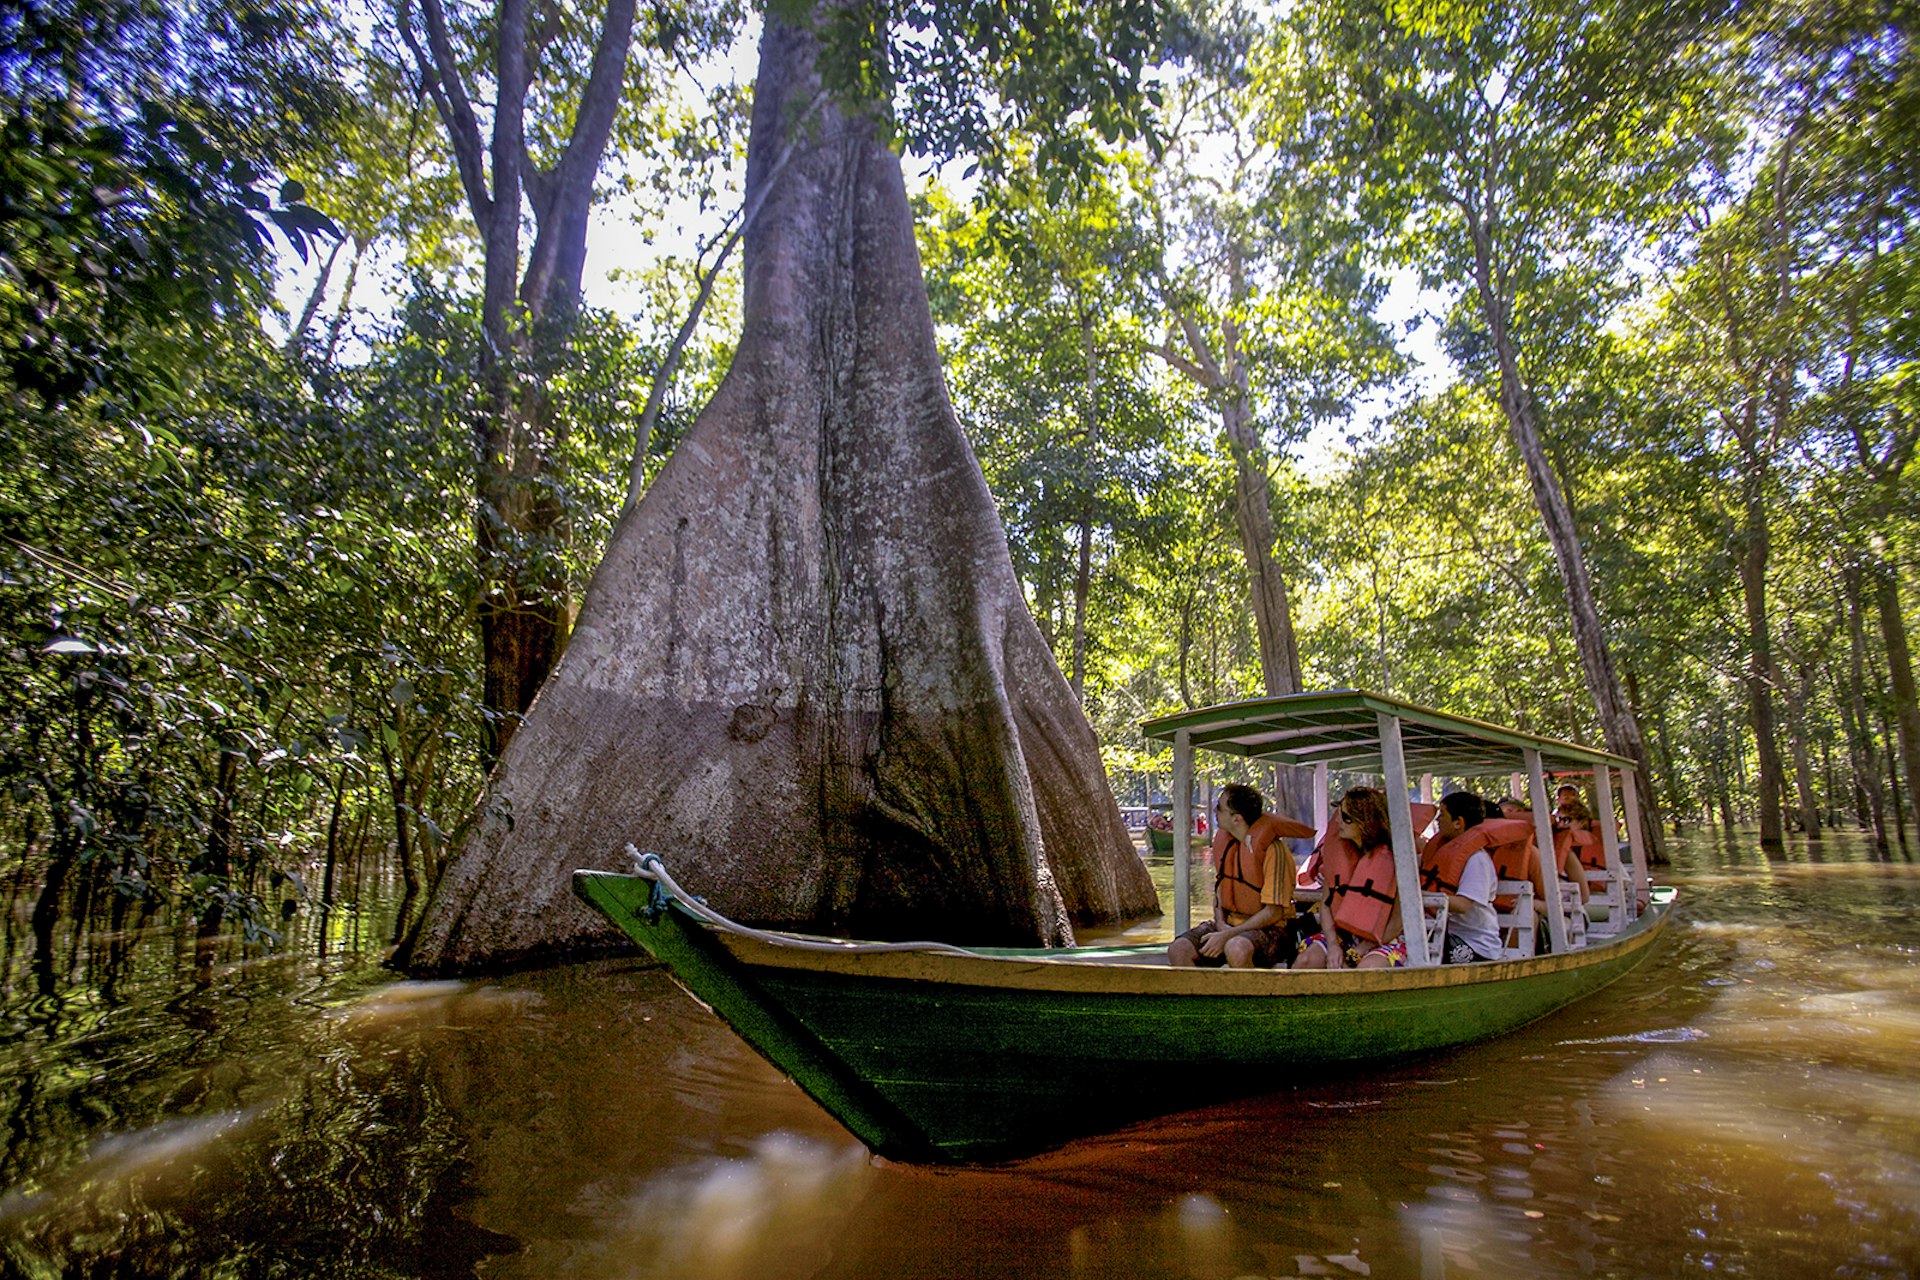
[1441,932,1496,965]
[1177,920,1293,968]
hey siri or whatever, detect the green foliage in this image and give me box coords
[0,0,346,403]
[802,0,1171,185]
[923,160,1204,702]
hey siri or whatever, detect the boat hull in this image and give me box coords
[574,871,1672,1163]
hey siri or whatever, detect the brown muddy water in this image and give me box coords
[2,828,1917,1279]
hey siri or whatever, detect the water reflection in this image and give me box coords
[0,830,1916,1277]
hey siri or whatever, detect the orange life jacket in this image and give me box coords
[1555,825,1605,872]
[1298,816,1341,890]
[1209,813,1309,921]
[1419,830,1475,894]
[1408,801,1438,837]
[1331,842,1398,943]
[1479,818,1540,910]
[1423,817,1536,904]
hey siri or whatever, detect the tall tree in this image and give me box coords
[1292,0,1741,860]
[1151,8,1397,711]
[401,0,1163,971]
[394,0,730,759]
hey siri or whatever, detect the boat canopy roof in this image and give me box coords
[1139,688,1636,778]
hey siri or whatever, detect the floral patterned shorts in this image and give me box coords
[1304,932,1408,968]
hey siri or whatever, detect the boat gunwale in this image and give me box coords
[574,870,1673,998]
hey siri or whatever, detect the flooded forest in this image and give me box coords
[1,0,1917,1273]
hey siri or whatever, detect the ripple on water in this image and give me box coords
[1560,1026,1709,1045]
[0,1106,266,1229]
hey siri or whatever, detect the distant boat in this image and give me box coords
[575,689,1672,1163]
[1146,824,1174,852]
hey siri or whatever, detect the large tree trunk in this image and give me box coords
[399,11,1156,973]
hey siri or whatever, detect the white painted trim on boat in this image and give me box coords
[1526,746,1571,954]
[1621,767,1649,919]
[1173,728,1193,933]
[1379,711,1433,967]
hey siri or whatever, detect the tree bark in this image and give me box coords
[1873,562,1920,840]
[285,234,344,352]
[1736,457,1787,844]
[404,0,639,761]
[1841,570,1891,849]
[1070,308,1098,699]
[399,9,1155,973]
[1784,628,1821,839]
[1158,245,1311,825]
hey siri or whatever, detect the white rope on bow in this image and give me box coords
[624,845,980,957]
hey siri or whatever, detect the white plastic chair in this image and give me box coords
[1495,879,1535,958]
[1585,869,1626,937]
[1558,882,1589,949]
[1421,893,1450,962]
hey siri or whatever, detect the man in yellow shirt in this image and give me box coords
[1167,784,1312,968]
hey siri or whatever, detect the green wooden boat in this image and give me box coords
[1146,824,1175,852]
[573,690,1674,1164]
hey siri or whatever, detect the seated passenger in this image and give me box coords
[1548,795,1609,918]
[1294,787,1408,970]
[1167,784,1312,969]
[1418,793,1502,964]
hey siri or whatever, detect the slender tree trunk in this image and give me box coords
[199,742,240,939]
[321,236,365,367]
[1737,473,1786,844]
[1786,637,1821,839]
[1070,310,1098,700]
[285,234,344,352]
[1160,247,1303,702]
[1879,700,1909,848]
[622,218,744,516]
[1842,571,1891,850]
[400,8,1154,972]
[1158,247,1310,824]
[377,727,418,944]
[320,761,347,957]
[29,838,73,999]
[1467,217,1666,864]
[1177,582,1197,708]
[1873,563,1920,836]
[1628,666,1683,835]
[405,0,639,761]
